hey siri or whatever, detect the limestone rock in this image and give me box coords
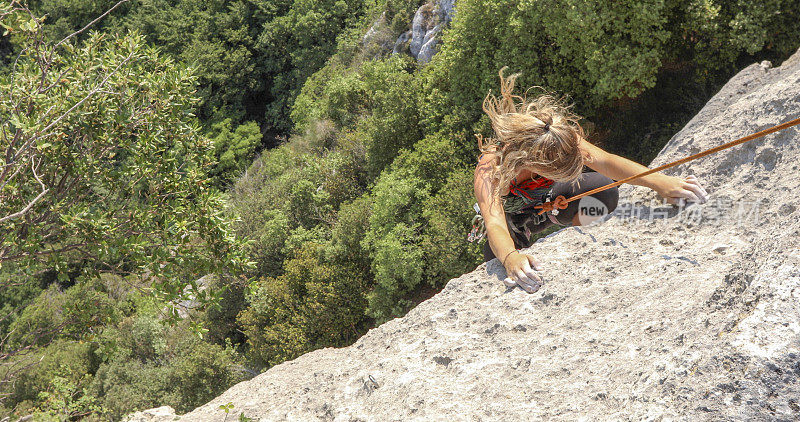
[122,406,178,422]
[127,47,800,421]
[363,0,456,63]
[404,0,456,64]
[392,30,413,56]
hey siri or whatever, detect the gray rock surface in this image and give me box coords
[405,0,455,64]
[123,406,178,421]
[125,48,800,421]
[364,0,456,63]
[391,30,413,56]
[362,11,387,45]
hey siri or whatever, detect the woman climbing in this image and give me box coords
[474,66,709,293]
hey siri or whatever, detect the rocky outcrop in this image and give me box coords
[123,406,176,422]
[408,0,455,63]
[364,0,456,64]
[125,48,800,421]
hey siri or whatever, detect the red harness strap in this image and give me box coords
[508,175,554,201]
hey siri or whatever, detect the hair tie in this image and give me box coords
[543,123,550,131]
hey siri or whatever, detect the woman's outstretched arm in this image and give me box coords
[474,153,543,293]
[579,138,708,205]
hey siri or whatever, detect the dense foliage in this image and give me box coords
[1,0,798,419]
[0,12,249,315]
[27,0,377,142]
[4,274,245,420]
[1,2,248,419]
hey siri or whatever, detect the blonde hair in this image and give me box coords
[477,66,590,200]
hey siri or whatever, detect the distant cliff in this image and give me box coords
[362,0,455,64]
[126,47,800,421]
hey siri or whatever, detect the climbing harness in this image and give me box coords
[534,116,800,215]
[468,176,554,244]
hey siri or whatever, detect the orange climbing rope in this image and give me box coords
[534,116,800,215]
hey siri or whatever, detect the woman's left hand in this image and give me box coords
[653,174,709,206]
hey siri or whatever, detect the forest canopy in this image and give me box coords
[1,0,797,419]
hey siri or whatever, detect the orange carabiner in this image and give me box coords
[534,195,568,215]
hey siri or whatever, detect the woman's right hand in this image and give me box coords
[502,251,544,293]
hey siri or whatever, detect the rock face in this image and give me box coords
[407,0,455,63]
[125,48,800,421]
[363,0,456,64]
[123,406,177,422]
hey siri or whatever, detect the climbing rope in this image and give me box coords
[534,116,800,215]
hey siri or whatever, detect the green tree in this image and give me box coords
[227,144,315,278]
[421,166,484,286]
[6,278,120,350]
[259,0,371,135]
[323,194,373,274]
[207,118,262,187]
[0,4,248,317]
[108,0,269,125]
[25,0,129,41]
[361,169,429,322]
[87,314,245,419]
[0,265,42,339]
[31,363,106,420]
[292,55,422,179]
[238,242,368,367]
[665,0,800,76]
[6,340,98,417]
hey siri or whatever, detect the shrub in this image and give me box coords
[8,339,98,415]
[196,275,249,347]
[291,55,422,179]
[0,265,43,338]
[238,242,368,367]
[6,278,121,349]
[259,0,375,135]
[323,195,373,273]
[421,166,484,286]
[89,318,245,419]
[361,168,430,322]
[207,119,262,188]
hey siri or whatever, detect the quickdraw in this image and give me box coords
[467,203,486,243]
